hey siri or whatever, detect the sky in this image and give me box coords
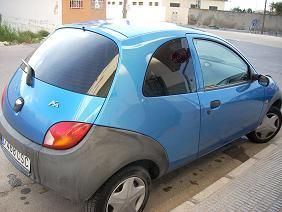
[224,0,281,11]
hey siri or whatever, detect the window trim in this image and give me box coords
[192,37,253,92]
[142,37,196,98]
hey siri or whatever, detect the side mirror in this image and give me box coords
[256,74,270,87]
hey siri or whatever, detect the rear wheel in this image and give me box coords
[86,166,151,212]
[247,107,282,143]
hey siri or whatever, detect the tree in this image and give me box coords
[232,7,242,12]
[231,7,253,13]
[270,2,282,15]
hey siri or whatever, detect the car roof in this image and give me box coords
[68,19,208,41]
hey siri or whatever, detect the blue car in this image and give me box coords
[1,20,281,212]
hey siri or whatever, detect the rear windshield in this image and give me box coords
[23,28,119,97]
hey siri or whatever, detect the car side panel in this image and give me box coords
[38,125,168,202]
[197,82,265,155]
[95,33,201,170]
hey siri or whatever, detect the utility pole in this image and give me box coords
[261,0,267,34]
[122,0,128,18]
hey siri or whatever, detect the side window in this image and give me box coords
[193,39,249,89]
[143,38,196,97]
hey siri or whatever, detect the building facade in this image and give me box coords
[0,0,225,32]
[107,0,226,25]
[0,0,106,32]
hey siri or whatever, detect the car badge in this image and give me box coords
[48,100,60,108]
[14,97,24,113]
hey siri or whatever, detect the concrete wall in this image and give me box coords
[0,0,62,32]
[188,8,282,34]
[165,0,225,25]
[62,0,106,24]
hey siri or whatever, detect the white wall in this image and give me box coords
[0,0,62,32]
[107,0,166,22]
[107,0,225,25]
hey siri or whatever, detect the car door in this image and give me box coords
[189,35,265,156]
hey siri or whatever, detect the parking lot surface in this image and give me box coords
[0,30,281,212]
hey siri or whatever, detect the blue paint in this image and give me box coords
[4,69,105,144]
[3,21,281,171]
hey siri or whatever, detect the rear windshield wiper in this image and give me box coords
[21,59,35,86]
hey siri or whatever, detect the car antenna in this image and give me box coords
[21,59,35,86]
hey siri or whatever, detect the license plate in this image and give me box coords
[1,137,31,172]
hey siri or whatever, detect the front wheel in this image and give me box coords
[86,166,151,212]
[247,107,282,143]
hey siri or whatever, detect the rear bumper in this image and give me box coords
[0,109,168,202]
[0,110,41,182]
[0,108,99,202]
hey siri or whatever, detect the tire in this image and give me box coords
[85,166,151,212]
[247,106,282,143]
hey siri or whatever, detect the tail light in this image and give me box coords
[1,86,7,108]
[43,122,92,150]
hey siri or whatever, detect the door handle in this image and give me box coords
[210,100,221,109]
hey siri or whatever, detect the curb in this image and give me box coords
[171,142,279,212]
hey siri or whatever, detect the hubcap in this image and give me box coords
[106,177,146,212]
[255,112,280,140]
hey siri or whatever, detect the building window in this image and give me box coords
[119,1,122,5]
[133,2,137,5]
[112,1,115,5]
[139,2,143,5]
[91,0,104,8]
[170,3,180,7]
[108,1,111,4]
[70,0,83,8]
[154,2,159,6]
[190,4,196,8]
[209,6,218,10]
[149,2,152,6]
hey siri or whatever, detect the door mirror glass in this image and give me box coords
[258,75,270,87]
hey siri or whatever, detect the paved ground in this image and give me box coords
[172,135,282,212]
[0,30,281,212]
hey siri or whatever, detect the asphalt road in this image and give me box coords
[0,30,281,212]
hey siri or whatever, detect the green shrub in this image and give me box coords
[0,25,18,42]
[37,30,50,37]
[0,24,50,44]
